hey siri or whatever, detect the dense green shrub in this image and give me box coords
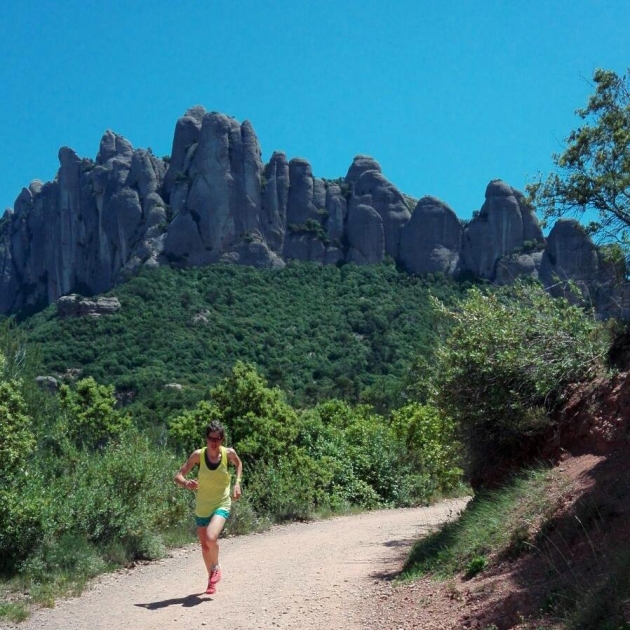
[244,446,335,521]
[0,378,35,478]
[391,402,462,493]
[168,362,300,462]
[58,378,132,450]
[209,362,300,465]
[433,282,609,485]
[30,430,192,565]
[167,400,216,454]
[0,358,41,572]
[299,399,454,509]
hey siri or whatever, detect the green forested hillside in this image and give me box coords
[20,261,468,422]
[2,259,618,624]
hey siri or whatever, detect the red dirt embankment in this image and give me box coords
[368,371,630,629]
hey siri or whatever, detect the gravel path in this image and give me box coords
[6,499,467,630]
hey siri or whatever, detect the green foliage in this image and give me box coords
[1,263,472,610]
[244,447,334,521]
[288,219,330,244]
[168,364,458,524]
[0,356,41,572]
[20,533,106,586]
[0,377,35,479]
[0,601,29,623]
[391,403,462,492]
[402,467,553,579]
[32,431,191,561]
[464,554,487,578]
[209,362,300,465]
[297,401,381,510]
[298,398,458,510]
[21,262,464,420]
[568,548,630,630]
[167,400,216,454]
[0,488,42,573]
[433,282,608,484]
[528,68,630,255]
[222,495,271,537]
[58,377,131,450]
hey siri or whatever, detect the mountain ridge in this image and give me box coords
[1,106,627,317]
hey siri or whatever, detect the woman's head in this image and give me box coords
[205,420,225,444]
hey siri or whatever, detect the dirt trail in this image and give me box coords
[6,499,467,630]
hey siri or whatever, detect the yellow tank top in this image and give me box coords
[195,446,231,517]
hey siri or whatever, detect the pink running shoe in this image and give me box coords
[209,566,222,587]
[205,577,216,595]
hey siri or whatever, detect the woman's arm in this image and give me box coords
[227,448,243,499]
[174,449,201,490]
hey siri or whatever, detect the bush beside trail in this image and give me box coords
[432,282,610,487]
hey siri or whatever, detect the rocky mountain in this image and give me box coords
[1,106,628,317]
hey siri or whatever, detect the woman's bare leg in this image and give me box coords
[196,514,227,575]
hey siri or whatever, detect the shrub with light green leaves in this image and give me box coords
[168,400,216,454]
[58,377,131,450]
[169,362,300,463]
[244,445,335,521]
[433,282,609,485]
[35,430,192,564]
[391,402,462,493]
[209,362,300,465]
[0,358,42,572]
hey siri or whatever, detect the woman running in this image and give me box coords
[175,420,243,594]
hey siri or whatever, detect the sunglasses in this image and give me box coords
[207,435,222,443]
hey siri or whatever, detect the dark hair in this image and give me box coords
[205,420,225,440]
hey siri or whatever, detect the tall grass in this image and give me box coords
[401,464,630,630]
[402,466,558,580]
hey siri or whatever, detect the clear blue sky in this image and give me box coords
[1,0,629,220]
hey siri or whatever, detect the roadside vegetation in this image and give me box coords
[400,68,630,628]
[397,284,628,628]
[0,265,466,619]
[402,467,559,581]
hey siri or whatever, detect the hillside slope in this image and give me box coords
[19,262,464,415]
[369,371,630,629]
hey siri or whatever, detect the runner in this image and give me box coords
[174,420,243,594]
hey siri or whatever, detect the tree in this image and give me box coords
[528,68,630,254]
[209,362,300,465]
[432,283,609,487]
[59,377,131,450]
[168,362,300,463]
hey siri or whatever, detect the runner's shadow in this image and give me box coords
[135,594,209,609]
[382,537,415,548]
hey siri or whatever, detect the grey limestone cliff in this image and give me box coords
[540,219,630,316]
[1,132,169,314]
[399,196,462,275]
[0,109,626,318]
[462,180,544,281]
